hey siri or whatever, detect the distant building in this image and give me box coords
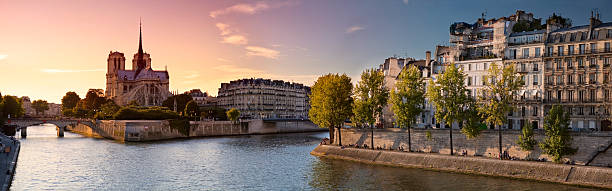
[104,23,171,106]
[20,96,62,117]
[184,89,218,107]
[217,78,310,119]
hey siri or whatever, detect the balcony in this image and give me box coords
[544,48,612,58]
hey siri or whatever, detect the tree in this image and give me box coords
[426,63,469,155]
[61,91,81,110]
[162,94,193,114]
[226,108,240,124]
[1,95,24,118]
[309,74,353,145]
[477,63,522,159]
[517,122,537,151]
[184,100,199,119]
[200,107,227,120]
[462,98,484,139]
[353,68,389,149]
[96,101,120,120]
[32,100,49,116]
[82,89,107,112]
[390,65,425,151]
[540,105,576,163]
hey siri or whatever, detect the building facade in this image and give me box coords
[217,78,310,119]
[105,24,171,106]
[543,13,612,131]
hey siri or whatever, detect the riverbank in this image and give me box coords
[0,134,20,191]
[311,144,612,189]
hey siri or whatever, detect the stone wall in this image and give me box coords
[335,128,612,166]
[311,145,612,189]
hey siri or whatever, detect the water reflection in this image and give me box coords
[10,125,604,191]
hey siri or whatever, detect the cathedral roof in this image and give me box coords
[118,69,168,82]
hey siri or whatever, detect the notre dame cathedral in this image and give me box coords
[105,24,171,106]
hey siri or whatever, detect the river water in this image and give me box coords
[10,124,603,190]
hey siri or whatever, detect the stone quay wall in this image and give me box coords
[311,145,612,189]
[67,119,325,142]
[335,128,612,167]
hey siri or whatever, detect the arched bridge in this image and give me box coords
[3,118,95,138]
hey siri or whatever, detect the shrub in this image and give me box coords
[517,122,537,151]
[112,106,179,120]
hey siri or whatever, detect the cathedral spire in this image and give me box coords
[138,18,143,55]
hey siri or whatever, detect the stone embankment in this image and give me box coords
[0,134,20,191]
[311,145,612,189]
[335,128,612,167]
[66,119,326,142]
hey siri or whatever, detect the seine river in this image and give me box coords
[10,125,603,190]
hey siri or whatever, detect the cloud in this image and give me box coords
[210,1,270,18]
[41,69,104,73]
[184,73,200,79]
[213,64,264,74]
[222,35,248,45]
[0,55,7,60]
[212,64,317,85]
[215,23,232,35]
[245,46,280,59]
[402,0,409,4]
[217,58,231,63]
[345,25,365,34]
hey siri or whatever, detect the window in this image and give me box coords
[546,60,552,69]
[578,74,584,84]
[581,32,587,41]
[556,59,563,69]
[559,34,565,42]
[605,42,610,52]
[568,90,574,102]
[567,59,573,68]
[567,75,574,84]
[578,107,584,115]
[568,45,574,55]
[578,58,584,67]
[606,90,610,101]
[589,107,595,115]
[605,57,611,66]
[579,44,586,54]
[535,47,541,57]
[591,43,597,53]
[589,73,596,84]
[521,63,526,72]
[533,74,539,85]
[558,46,564,56]
[590,57,597,67]
[590,89,596,102]
[547,47,553,56]
[469,64,472,71]
[523,48,529,58]
[608,29,612,38]
[605,73,609,83]
[557,75,563,85]
[547,90,552,101]
[522,107,526,117]
[510,49,517,59]
[592,30,599,39]
[483,63,488,70]
[579,90,585,102]
[533,63,539,71]
[467,77,472,86]
[557,90,562,100]
[521,75,526,86]
[570,33,576,41]
[547,75,554,85]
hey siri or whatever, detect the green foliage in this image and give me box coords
[32,99,49,116]
[1,95,24,118]
[390,65,425,129]
[128,100,139,107]
[162,94,193,114]
[517,122,537,151]
[226,108,240,124]
[426,63,469,127]
[112,106,179,120]
[540,105,576,163]
[478,63,523,128]
[200,107,228,120]
[95,101,121,120]
[82,89,108,112]
[352,68,389,127]
[512,19,544,33]
[62,109,74,117]
[309,73,353,144]
[61,91,81,110]
[461,99,483,139]
[546,13,572,28]
[426,131,432,141]
[184,100,199,117]
[168,119,190,136]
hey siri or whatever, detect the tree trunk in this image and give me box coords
[337,126,342,146]
[498,124,502,160]
[371,123,374,150]
[449,122,454,155]
[407,125,412,152]
[329,127,335,144]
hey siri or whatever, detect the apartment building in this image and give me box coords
[217,78,311,120]
[543,13,612,131]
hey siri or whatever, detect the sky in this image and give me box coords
[1,0,611,103]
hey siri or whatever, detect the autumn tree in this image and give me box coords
[61,91,81,117]
[82,89,108,112]
[353,68,389,149]
[390,65,425,151]
[309,74,353,145]
[540,105,576,162]
[426,64,469,155]
[32,100,49,116]
[226,108,240,124]
[477,63,522,159]
[184,100,200,119]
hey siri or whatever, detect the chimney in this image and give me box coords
[425,51,431,67]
